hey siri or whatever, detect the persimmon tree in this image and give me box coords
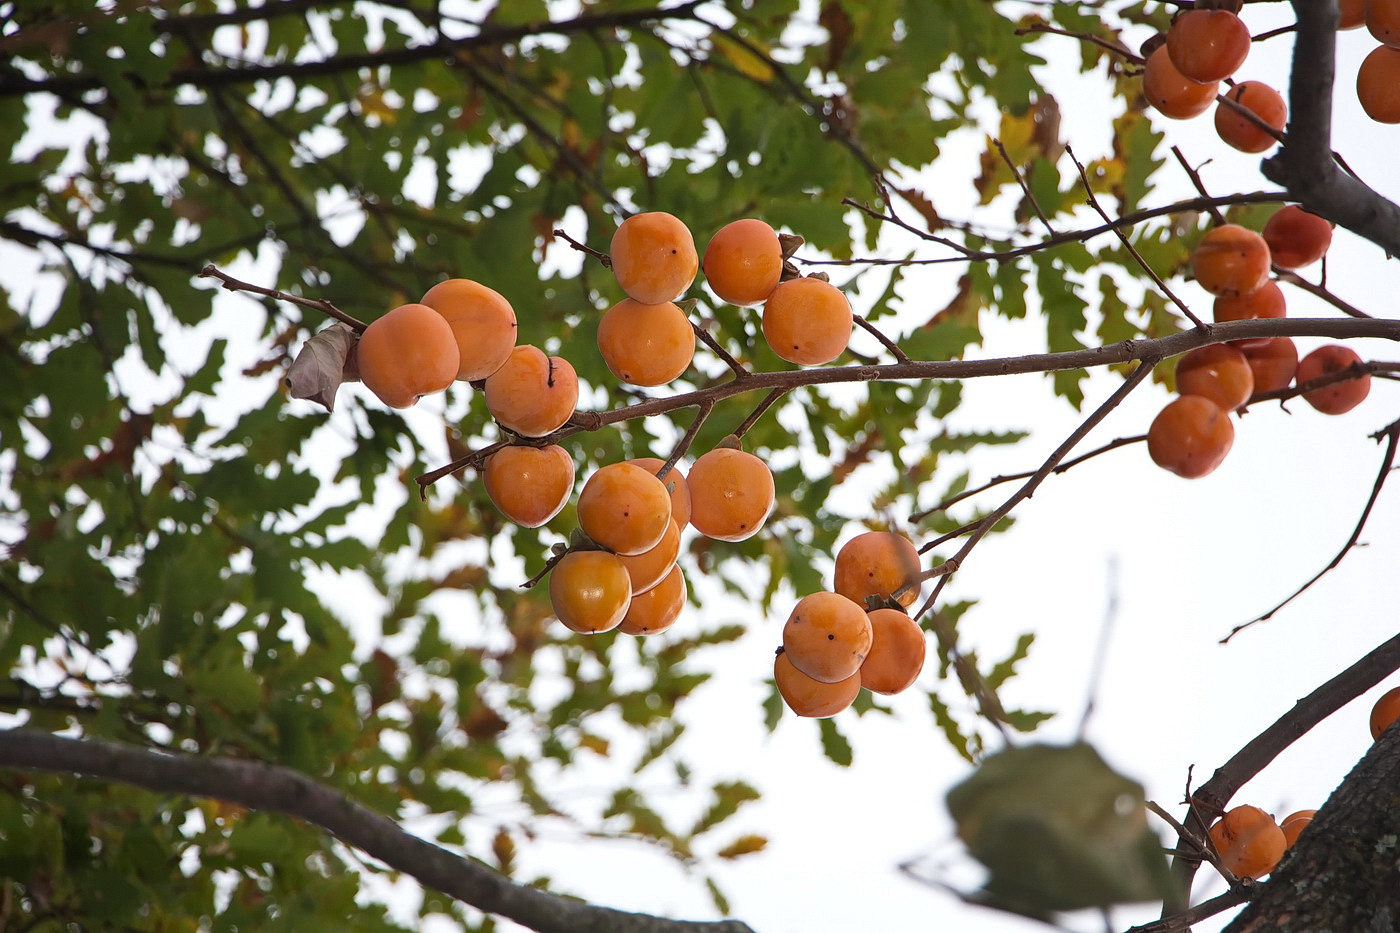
[1,1,1398,931]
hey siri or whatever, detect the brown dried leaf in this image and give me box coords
[286,323,358,412]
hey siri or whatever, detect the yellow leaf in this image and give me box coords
[712,33,775,82]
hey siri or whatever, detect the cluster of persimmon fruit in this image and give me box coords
[773,531,929,718]
[1143,0,1400,131]
[348,209,873,642]
[1202,684,1400,880]
[1146,209,1371,479]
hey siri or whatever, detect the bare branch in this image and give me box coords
[1222,417,1400,641]
[0,728,753,933]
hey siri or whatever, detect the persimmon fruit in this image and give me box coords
[576,461,673,556]
[1175,344,1255,412]
[419,278,517,381]
[1166,9,1251,83]
[833,531,922,609]
[761,276,853,366]
[1341,0,1366,28]
[1208,805,1286,880]
[1214,81,1287,153]
[687,446,775,542]
[1262,205,1333,270]
[860,607,926,695]
[597,298,695,387]
[1358,45,1400,123]
[1367,0,1400,47]
[610,211,698,304]
[1192,224,1272,298]
[617,563,687,636]
[1241,336,1298,394]
[1147,395,1235,479]
[774,648,861,718]
[1280,809,1317,848]
[618,517,681,595]
[1214,279,1285,349]
[1143,45,1219,120]
[703,218,784,306]
[627,457,692,529]
[483,345,579,437]
[356,302,461,409]
[549,550,632,634]
[482,444,574,528]
[1296,344,1370,415]
[1370,685,1400,739]
[782,591,873,684]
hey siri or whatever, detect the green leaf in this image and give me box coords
[817,717,853,766]
[946,742,1179,918]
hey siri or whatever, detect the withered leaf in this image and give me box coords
[286,322,359,412]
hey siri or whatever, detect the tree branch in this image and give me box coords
[1262,0,1400,255]
[1165,631,1400,910]
[0,2,709,99]
[0,727,753,933]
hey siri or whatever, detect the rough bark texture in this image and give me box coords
[1224,723,1400,932]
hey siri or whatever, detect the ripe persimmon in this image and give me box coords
[782,591,873,684]
[1358,45,1400,123]
[576,461,673,556]
[483,345,579,437]
[687,446,775,542]
[1367,0,1400,47]
[1241,336,1299,394]
[761,276,853,366]
[1208,805,1286,880]
[1167,9,1251,83]
[1214,81,1287,153]
[548,550,632,634]
[1143,45,1219,120]
[833,531,922,609]
[419,278,517,381]
[617,563,687,636]
[1215,279,1286,350]
[1296,344,1370,415]
[860,607,926,695]
[703,218,784,306]
[1192,224,1272,298]
[1370,685,1400,739]
[1147,395,1235,479]
[610,211,698,304]
[356,302,461,409]
[1341,0,1366,28]
[1280,809,1317,848]
[619,517,681,594]
[1262,205,1333,270]
[482,444,574,528]
[774,648,861,718]
[597,298,695,386]
[626,457,692,529]
[1175,344,1255,411]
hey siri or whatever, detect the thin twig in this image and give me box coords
[913,362,1157,615]
[912,434,1148,522]
[1067,145,1206,329]
[994,137,1055,235]
[853,314,912,363]
[199,264,368,330]
[1223,417,1400,642]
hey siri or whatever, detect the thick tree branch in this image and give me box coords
[415,315,1400,488]
[1165,631,1400,910]
[1224,721,1400,931]
[0,728,753,933]
[1262,0,1400,255]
